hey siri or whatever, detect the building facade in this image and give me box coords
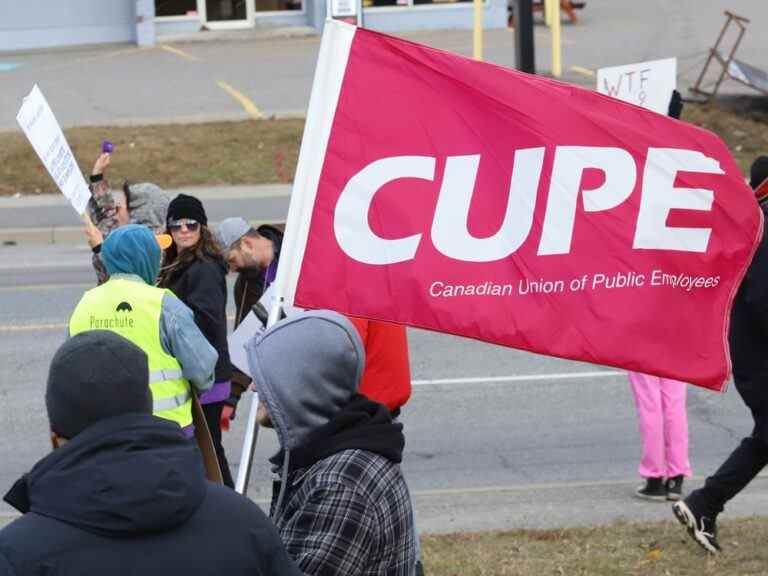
[0,0,507,52]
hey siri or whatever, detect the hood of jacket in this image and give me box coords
[3,414,206,537]
[246,310,365,453]
[128,182,170,233]
[102,224,161,285]
[272,394,405,474]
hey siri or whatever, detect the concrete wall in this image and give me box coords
[0,1,136,52]
[361,0,507,32]
[308,0,507,31]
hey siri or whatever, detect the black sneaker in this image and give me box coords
[665,475,684,501]
[672,499,721,554]
[635,477,667,501]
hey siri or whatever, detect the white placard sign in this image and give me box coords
[228,311,266,377]
[596,58,677,115]
[16,85,90,215]
[227,283,305,376]
[331,0,356,18]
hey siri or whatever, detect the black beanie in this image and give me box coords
[46,331,152,439]
[167,194,207,225]
[750,156,768,190]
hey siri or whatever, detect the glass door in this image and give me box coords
[201,0,254,28]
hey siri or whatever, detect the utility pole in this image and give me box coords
[514,0,535,73]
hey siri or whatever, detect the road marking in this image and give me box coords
[217,81,264,120]
[4,474,768,520]
[0,283,91,292]
[160,44,201,62]
[0,322,66,333]
[570,65,595,78]
[412,370,624,387]
[0,314,239,333]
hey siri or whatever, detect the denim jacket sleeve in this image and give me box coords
[160,292,217,392]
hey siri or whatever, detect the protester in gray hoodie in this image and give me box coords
[247,310,415,576]
[84,149,171,284]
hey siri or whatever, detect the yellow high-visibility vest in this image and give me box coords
[69,278,193,429]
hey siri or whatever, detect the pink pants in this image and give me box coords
[629,372,692,479]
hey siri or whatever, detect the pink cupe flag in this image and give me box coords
[275,20,762,391]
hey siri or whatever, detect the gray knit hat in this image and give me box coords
[46,331,152,439]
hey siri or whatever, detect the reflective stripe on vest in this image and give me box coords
[153,389,192,412]
[69,278,193,429]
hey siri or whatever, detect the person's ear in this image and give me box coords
[50,431,67,449]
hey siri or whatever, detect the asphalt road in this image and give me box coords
[1,0,766,130]
[1,244,767,533]
[2,0,768,533]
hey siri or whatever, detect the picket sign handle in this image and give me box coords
[235,19,351,495]
[233,197,306,495]
[234,110,313,494]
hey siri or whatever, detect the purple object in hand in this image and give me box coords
[102,140,114,154]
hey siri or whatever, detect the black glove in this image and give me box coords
[668,90,683,119]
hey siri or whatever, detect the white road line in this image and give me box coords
[412,371,624,387]
[7,474,763,517]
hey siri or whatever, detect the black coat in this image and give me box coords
[164,257,232,383]
[729,201,768,444]
[0,414,301,576]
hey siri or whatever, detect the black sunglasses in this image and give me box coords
[168,219,201,232]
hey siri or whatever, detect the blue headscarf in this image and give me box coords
[101,224,161,285]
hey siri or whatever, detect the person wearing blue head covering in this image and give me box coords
[69,224,217,435]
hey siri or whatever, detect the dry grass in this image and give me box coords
[0,118,304,196]
[0,99,766,196]
[682,96,768,174]
[421,517,768,576]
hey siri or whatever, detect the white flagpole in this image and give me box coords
[235,19,357,495]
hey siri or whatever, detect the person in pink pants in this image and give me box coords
[629,371,692,501]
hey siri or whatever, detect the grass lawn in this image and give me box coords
[0,118,304,196]
[421,516,768,575]
[0,512,766,572]
[0,99,766,196]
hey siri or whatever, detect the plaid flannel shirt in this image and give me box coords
[271,449,415,576]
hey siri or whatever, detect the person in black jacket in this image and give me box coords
[0,330,301,576]
[216,218,283,421]
[159,194,235,487]
[673,156,768,554]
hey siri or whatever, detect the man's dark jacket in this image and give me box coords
[163,257,232,383]
[0,414,300,576]
[729,201,768,444]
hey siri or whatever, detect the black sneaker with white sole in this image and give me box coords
[672,500,721,554]
[635,477,667,501]
[665,475,684,501]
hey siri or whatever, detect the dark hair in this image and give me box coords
[750,156,768,190]
[122,180,132,208]
[158,225,224,287]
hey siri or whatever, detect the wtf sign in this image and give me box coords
[597,58,677,114]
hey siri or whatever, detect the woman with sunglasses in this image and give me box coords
[159,194,234,488]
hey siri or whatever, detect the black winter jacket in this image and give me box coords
[729,201,768,443]
[0,414,301,576]
[163,257,233,383]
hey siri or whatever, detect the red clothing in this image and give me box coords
[349,318,412,412]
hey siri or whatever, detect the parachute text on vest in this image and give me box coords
[89,315,135,329]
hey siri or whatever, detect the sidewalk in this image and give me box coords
[0,184,292,246]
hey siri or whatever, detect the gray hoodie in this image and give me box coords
[127,182,171,232]
[247,310,365,455]
[246,311,414,576]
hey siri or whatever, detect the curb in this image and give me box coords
[0,184,293,209]
[157,26,319,46]
[0,218,286,247]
